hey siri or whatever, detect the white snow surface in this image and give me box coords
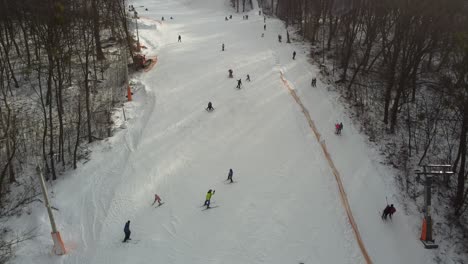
[9,0,439,263]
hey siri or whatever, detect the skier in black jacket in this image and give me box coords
[123,220,131,242]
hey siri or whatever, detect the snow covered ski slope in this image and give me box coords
[12,0,438,263]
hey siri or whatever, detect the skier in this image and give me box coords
[293,51,296,60]
[264,24,266,31]
[311,77,317,87]
[225,16,228,21]
[246,74,251,82]
[339,122,343,134]
[246,15,248,20]
[227,169,234,183]
[229,15,232,19]
[123,220,131,242]
[382,204,396,220]
[264,16,266,23]
[162,16,164,21]
[152,194,162,206]
[206,102,214,111]
[259,10,262,15]
[278,34,282,42]
[228,69,233,78]
[236,79,242,89]
[261,33,264,38]
[222,43,225,51]
[178,35,181,42]
[204,189,215,208]
[335,123,341,135]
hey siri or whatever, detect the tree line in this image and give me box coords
[0,0,134,259]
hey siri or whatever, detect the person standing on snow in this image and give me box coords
[227,168,234,183]
[152,194,162,206]
[382,204,396,220]
[222,43,225,51]
[204,189,215,208]
[236,79,242,89]
[293,51,296,60]
[278,34,282,42]
[228,69,233,78]
[123,220,131,242]
[178,35,181,42]
[335,123,341,135]
[264,24,266,31]
[206,102,214,111]
[339,122,343,133]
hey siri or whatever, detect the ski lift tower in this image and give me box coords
[415,164,454,249]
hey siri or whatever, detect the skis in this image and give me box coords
[202,205,219,211]
[154,202,165,208]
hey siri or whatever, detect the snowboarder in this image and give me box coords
[227,169,234,183]
[382,204,396,220]
[278,34,282,42]
[228,69,233,78]
[206,102,214,111]
[178,35,181,42]
[204,189,215,208]
[246,74,250,82]
[123,220,131,242]
[264,24,266,31]
[152,194,162,206]
[236,79,242,89]
[293,51,296,60]
[222,43,225,51]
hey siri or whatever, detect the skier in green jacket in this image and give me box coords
[204,189,215,208]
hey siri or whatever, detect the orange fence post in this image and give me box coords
[127,85,133,101]
[420,218,427,241]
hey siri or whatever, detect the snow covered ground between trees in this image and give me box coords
[7,0,459,263]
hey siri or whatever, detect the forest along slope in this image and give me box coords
[12,0,435,263]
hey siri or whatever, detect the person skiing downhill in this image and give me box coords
[293,51,296,60]
[339,122,343,133]
[227,168,234,183]
[206,102,214,111]
[152,194,162,206]
[382,204,396,220]
[236,79,242,89]
[204,189,215,208]
[123,220,131,242]
[246,74,250,82]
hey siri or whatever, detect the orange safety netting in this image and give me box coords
[280,71,372,264]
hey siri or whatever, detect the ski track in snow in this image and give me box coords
[11,0,438,264]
